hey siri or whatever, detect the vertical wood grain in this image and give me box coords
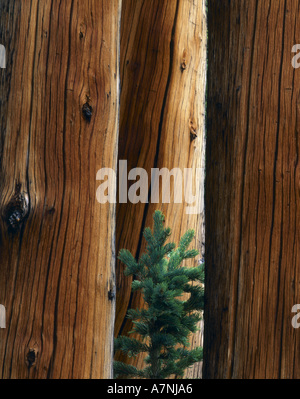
[115,0,207,378]
[0,0,121,378]
[204,0,300,379]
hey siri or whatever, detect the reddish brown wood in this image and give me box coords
[115,0,207,378]
[204,0,300,379]
[0,0,121,378]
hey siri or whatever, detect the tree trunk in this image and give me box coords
[204,0,300,379]
[0,0,121,378]
[115,0,206,378]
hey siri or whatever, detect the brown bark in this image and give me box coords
[115,0,206,378]
[0,0,121,378]
[204,0,300,379]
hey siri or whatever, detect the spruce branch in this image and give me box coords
[114,211,204,379]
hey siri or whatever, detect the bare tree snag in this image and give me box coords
[0,0,121,378]
[204,0,300,379]
[115,0,207,378]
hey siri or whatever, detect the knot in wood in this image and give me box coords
[26,348,37,368]
[181,49,188,72]
[181,59,187,72]
[108,289,116,301]
[82,102,93,122]
[3,192,29,232]
[189,118,198,141]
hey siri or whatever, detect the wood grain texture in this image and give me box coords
[115,0,206,378]
[204,0,300,379]
[0,0,121,378]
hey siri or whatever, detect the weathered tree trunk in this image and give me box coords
[0,0,121,378]
[115,0,207,378]
[204,0,300,378]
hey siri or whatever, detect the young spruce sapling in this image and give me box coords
[114,211,204,379]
